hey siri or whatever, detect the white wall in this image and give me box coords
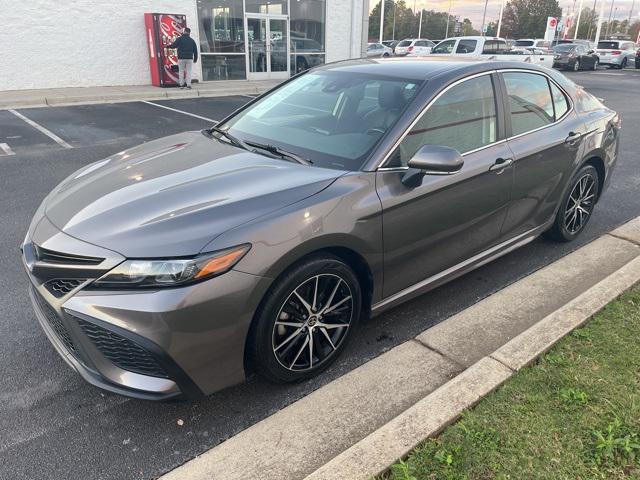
[1,0,366,91]
[325,0,366,63]
[1,0,201,91]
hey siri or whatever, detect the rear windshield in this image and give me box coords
[553,44,575,52]
[514,40,534,46]
[597,41,619,49]
[397,40,412,47]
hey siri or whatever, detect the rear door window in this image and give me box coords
[550,82,569,120]
[456,39,477,53]
[503,72,555,136]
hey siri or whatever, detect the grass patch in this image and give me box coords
[383,284,640,480]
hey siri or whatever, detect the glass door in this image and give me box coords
[246,14,289,80]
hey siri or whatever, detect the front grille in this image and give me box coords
[76,319,169,378]
[32,287,79,357]
[35,245,103,265]
[44,279,85,298]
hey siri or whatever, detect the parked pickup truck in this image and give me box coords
[410,36,554,68]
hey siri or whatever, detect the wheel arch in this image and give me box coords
[582,155,606,202]
[242,239,377,373]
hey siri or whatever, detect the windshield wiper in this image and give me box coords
[245,141,312,165]
[208,126,251,151]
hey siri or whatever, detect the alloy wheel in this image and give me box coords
[573,60,580,71]
[564,173,596,234]
[272,274,353,372]
[593,59,598,70]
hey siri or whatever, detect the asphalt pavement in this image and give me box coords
[1,69,639,480]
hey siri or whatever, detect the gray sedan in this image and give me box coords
[22,58,621,399]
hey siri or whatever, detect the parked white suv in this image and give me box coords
[596,40,637,69]
[394,38,435,56]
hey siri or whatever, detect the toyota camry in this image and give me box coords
[22,58,620,399]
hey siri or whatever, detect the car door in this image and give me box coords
[499,70,587,238]
[376,72,514,298]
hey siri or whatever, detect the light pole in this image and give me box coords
[594,0,605,44]
[392,0,397,40]
[497,0,506,37]
[481,0,489,36]
[574,0,584,39]
[379,0,385,43]
[418,8,423,37]
[605,0,615,38]
[445,0,453,38]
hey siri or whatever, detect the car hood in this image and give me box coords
[44,131,343,257]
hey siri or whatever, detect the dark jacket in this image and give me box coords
[168,34,198,63]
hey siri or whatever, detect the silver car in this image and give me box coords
[596,40,637,69]
[22,58,620,400]
[366,42,393,58]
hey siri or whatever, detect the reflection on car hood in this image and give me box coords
[44,131,343,257]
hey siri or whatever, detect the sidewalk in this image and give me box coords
[160,218,640,480]
[0,80,281,110]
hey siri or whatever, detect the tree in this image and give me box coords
[500,0,562,38]
[368,1,477,41]
[567,7,597,39]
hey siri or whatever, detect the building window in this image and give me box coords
[245,0,288,14]
[202,55,247,81]
[290,0,326,74]
[197,0,245,53]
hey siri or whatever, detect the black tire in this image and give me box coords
[593,59,599,70]
[546,164,599,242]
[247,254,362,383]
[635,57,640,69]
[618,58,627,69]
[573,59,580,71]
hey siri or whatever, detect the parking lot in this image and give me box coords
[1,68,640,479]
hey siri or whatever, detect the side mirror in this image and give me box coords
[588,49,595,54]
[402,145,464,186]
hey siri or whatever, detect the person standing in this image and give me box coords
[168,27,198,89]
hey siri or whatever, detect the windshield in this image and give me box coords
[220,71,422,171]
[597,41,619,49]
[514,40,534,46]
[397,40,412,47]
[553,44,576,52]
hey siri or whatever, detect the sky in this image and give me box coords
[371,0,640,29]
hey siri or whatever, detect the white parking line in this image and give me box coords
[240,94,258,98]
[0,143,15,156]
[141,101,218,123]
[592,72,626,76]
[9,109,73,149]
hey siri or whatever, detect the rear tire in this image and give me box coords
[618,58,627,69]
[247,254,362,383]
[545,165,599,242]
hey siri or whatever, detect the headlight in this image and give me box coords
[91,244,251,289]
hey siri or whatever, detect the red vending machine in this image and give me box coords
[144,13,187,87]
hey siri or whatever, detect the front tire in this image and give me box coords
[248,255,362,383]
[546,165,599,242]
[593,59,599,70]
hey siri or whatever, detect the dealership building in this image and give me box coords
[4,0,369,92]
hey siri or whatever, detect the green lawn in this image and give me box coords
[384,284,640,480]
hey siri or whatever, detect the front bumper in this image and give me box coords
[23,217,271,399]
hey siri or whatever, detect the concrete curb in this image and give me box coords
[306,253,640,480]
[0,81,278,110]
[159,218,640,480]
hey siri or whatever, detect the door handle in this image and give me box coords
[489,157,513,173]
[564,131,583,145]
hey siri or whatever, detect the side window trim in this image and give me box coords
[376,70,503,170]
[497,69,574,140]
